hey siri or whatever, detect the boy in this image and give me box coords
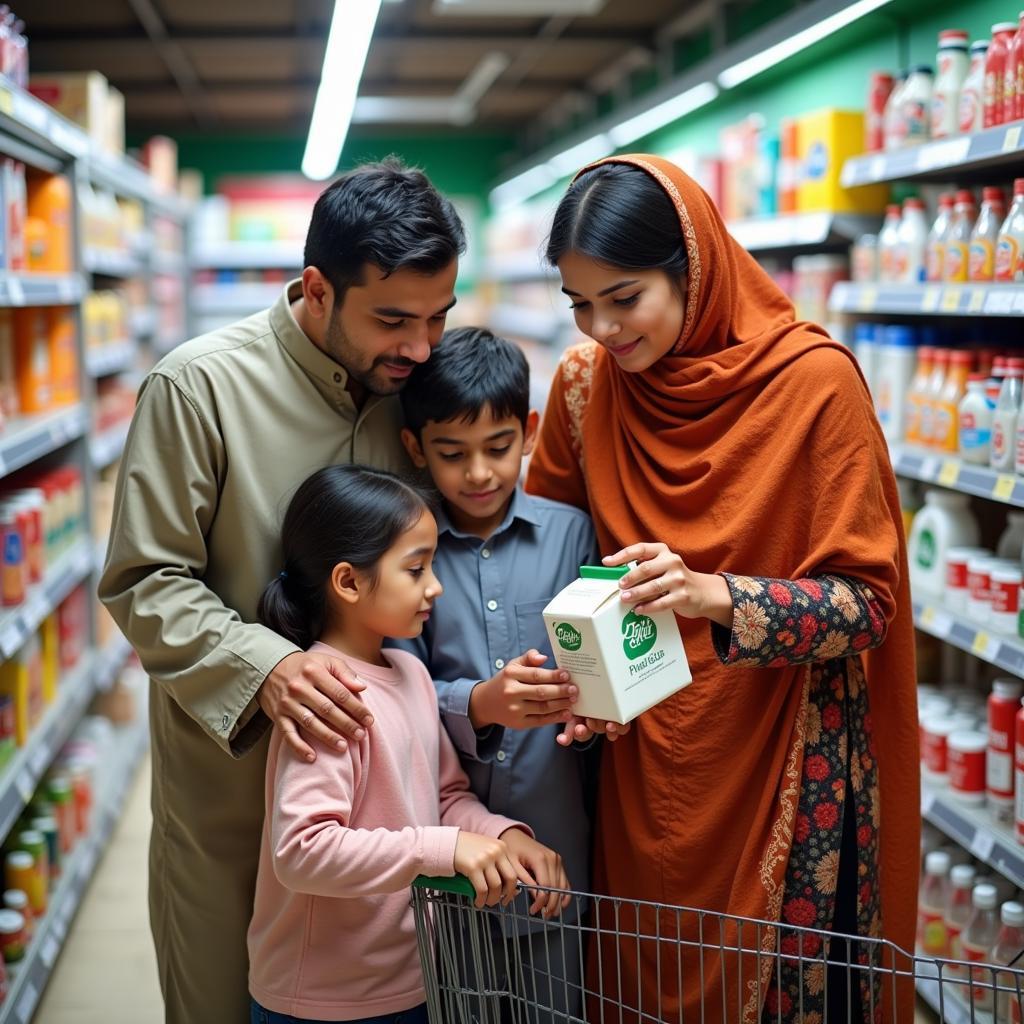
[396,327,599,1019]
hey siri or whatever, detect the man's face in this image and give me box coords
[326,260,458,397]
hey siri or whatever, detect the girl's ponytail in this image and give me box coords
[257,573,321,651]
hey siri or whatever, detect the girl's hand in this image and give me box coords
[453,832,531,909]
[556,714,631,746]
[500,828,571,919]
[603,543,734,628]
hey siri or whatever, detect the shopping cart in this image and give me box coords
[411,875,1024,1023]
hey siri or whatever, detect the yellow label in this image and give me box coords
[1005,125,1023,152]
[968,289,986,312]
[0,89,12,117]
[921,606,937,627]
[857,286,877,312]
[972,631,991,656]
[938,460,960,486]
[941,287,962,311]
[994,474,1017,500]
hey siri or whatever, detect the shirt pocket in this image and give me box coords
[514,598,555,659]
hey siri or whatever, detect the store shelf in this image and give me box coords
[89,422,130,470]
[842,122,1024,188]
[0,656,96,842]
[191,281,283,315]
[912,597,1024,679]
[93,634,132,693]
[483,253,558,283]
[130,309,157,340]
[86,149,187,223]
[0,77,87,173]
[890,443,1024,508]
[727,212,879,253]
[85,342,136,378]
[0,712,148,1024]
[830,281,1024,317]
[490,305,567,345]
[0,406,87,480]
[82,249,144,280]
[190,241,303,270]
[0,540,94,662]
[0,274,86,309]
[151,250,186,276]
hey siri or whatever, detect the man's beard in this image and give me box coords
[324,310,416,396]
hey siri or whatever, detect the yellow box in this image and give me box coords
[39,616,59,705]
[0,641,43,747]
[796,109,889,214]
[29,72,109,151]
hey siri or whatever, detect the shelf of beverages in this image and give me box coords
[0,409,86,483]
[81,250,144,282]
[190,241,303,271]
[727,212,879,253]
[891,444,1024,507]
[0,277,84,310]
[831,281,1024,316]
[0,76,86,170]
[83,342,134,380]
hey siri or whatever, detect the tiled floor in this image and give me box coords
[35,756,162,1024]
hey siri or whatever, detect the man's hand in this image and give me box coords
[258,651,374,762]
[468,650,578,730]
[500,827,571,918]
[556,714,632,747]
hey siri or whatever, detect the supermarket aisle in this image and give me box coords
[36,756,160,1024]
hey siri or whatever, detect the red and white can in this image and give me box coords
[947,547,989,613]
[949,730,987,803]
[990,680,1023,820]
[993,566,1024,634]
[923,713,977,778]
[967,555,998,621]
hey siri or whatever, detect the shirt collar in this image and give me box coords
[436,486,543,540]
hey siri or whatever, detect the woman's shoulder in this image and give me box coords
[771,340,866,400]
[557,340,601,386]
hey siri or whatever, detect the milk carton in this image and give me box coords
[542,565,691,724]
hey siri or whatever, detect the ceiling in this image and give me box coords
[24,0,713,141]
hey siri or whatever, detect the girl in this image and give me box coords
[247,464,569,1024]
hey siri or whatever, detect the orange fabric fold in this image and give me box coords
[525,154,919,1021]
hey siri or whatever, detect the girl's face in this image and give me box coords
[557,249,686,372]
[338,509,443,640]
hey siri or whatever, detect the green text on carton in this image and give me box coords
[542,565,691,724]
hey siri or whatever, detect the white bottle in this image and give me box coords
[993,901,1024,1022]
[996,178,1024,283]
[876,325,917,442]
[884,72,909,150]
[960,41,991,133]
[908,489,981,594]
[933,30,971,138]
[962,883,1001,1011]
[927,193,956,282]
[945,862,977,978]
[993,359,1024,471]
[998,512,1024,561]
[902,65,935,146]
[852,322,880,402]
[897,197,929,283]
[960,373,995,463]
[919,849,952,955]
[878,204,903,282]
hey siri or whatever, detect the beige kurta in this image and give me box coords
[99,281,410,1024]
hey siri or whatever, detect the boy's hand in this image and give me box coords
[556,714,632,747]
[469,650,578,730]
[453,831,533,909]
[500,827,571,918]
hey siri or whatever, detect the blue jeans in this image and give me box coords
[250,999,429,1024]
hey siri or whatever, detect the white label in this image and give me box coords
[15,981,38,1023]
[40,933,58,968]
[988,748,1013,795]
[6,277,24,306]
[970,828,996,860]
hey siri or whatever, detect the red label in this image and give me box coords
[923,728,948,774]
[995,580,1022,614]
[964,942,996,1007]
[947,558,970,589]
[969,567,993,602]
[949,745,986,795]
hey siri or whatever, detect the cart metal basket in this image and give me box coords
[411,875,1024,1023]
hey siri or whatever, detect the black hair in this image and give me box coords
[304,157,466,304]
[257,465,431,650]
[400,327,529,437]
[545,162,689,280]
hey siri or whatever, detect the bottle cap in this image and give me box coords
[994,679,1024,700]
[955,189,976,204]
[984,186,1007,204]
[913,65,935,75]
[884,325,916,347]
[951,864,977,888]
[1002,901,1024,927]
[939,30,969,45]
[925,850,952,875]
[1015,178,1024,195]
[938,192,955,207]
[968,372,987,382]
[950,350,974,366]
[994,22,1019,34]
[886,203,901,216]
[904,197,925,210]
[0,910,24,935]
[973,883,999,910]
[970,41,990,54]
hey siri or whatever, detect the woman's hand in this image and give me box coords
[603,543,734,628]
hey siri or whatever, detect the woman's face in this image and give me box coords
[557,250,685,372]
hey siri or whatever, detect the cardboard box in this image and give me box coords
[105,86,125,156]
[29,72,109,151]
[796,109,889,214]
[543,565,691,724]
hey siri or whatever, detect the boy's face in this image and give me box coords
[402,405,539,539]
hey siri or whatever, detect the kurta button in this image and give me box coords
[481,548,491,559]
[496,751,507,762]
[333,372,342,383]
[487,599,498,611]
[495,658,505,669]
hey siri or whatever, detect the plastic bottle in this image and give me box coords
[961,41,991,133]
[11,309,51,415]
[897,197,929,283]
[901,66,935,145]
[921,348,950,447]
[919,850,952,954]
[971,187,1008,282]
[993,901,1024,1022]
[997,180,1024,284]
[908,489,981,594]
[988,24,1020,129]
[1010,14,1024,123]
[878,204,903,282]
[933,30,971,138]
[960,373,995,463]
[866,72,894,152]
[945,863,978,977]
[907,346,935,444]
[876,326,917,442]
[927,193,956,282]
[25,176,72,275]
[994,358,1024,471]
[884,72,909,150]
[963,883,1001,1009]
[991,679,1024,823]
[934,349,973,452]
[1015,697,1024,842]
[852,322,880,403]
[945,190,978,282]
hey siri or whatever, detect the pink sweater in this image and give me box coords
[247,644,525,1021]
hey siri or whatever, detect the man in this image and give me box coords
[99,159,464,1023]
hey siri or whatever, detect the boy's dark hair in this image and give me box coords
[258,465,431,650]
[304,157,466,305]
[400,327,530,437]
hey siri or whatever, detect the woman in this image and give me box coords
[525,154,919,1023]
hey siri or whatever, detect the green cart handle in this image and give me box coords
[412,874,476,898]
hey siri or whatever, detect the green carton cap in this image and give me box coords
[580,564,629,580]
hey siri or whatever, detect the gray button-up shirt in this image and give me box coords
[394,488,599,920]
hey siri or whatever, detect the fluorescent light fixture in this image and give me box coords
[608,81,719,147]
[301,0,383,180]
[717,0,894,89]
[491,163,559,211]
[434,0,604,14]
[547,133,613,178]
